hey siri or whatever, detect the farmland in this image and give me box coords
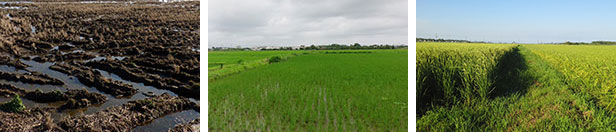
[209,49,408,131]
[417,42,616,131]
[208,50,306,81]
[0,1,199,131]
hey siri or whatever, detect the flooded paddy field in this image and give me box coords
[0,1,199,131]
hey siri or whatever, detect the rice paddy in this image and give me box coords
[208,49,408,131]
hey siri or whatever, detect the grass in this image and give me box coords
[417,42,616,131]
[209,49,407,131]
[208,50,307,81]
[0,95,25,113]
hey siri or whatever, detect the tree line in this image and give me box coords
[298,43,407,50]
[416,38,489,43]
[562,41,616,45]
[209,43,408,51]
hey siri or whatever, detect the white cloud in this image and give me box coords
[209,0,408,47]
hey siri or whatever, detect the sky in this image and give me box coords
[417,0,616,43]
[209,0,408,47]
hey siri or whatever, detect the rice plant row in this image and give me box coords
[417,42,518,112]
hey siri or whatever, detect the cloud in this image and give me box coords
[209,0,408,47]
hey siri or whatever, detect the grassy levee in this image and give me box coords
[416,42,520,114]
[208,51,307,81]
[209,49,407,131]
[418,45,616,131]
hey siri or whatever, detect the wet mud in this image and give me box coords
[0,1,199,131]
[58,93,197,131]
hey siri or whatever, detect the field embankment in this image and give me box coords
[208,50,308,81]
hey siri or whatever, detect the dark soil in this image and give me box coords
[0,108,61,132]
[168,118,199,132]
[0,83,107,109]
[50,62,137,98]
[58,93,197,131]
[0,1,200,131]
[0,71,64,85]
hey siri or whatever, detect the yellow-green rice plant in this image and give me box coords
[417,42,517,112]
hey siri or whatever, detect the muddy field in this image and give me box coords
[0,1,199,131]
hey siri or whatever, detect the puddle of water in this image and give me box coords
[17,60,88,92]
[8,60,148,119]
[96,69,175,97]
[30,25,36,34]
[0,6,27,10]
[0,2,34,5]
[134,110,199,132]
[0,96,64,109]
[85,56,125,62]
[16,60,116,116]
[61,49,84,55]
[86,69,193,115]
[0,65,17,72]
[0,58,199,131]
[79,1,119,4]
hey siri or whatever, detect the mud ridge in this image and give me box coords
[58,93,198,131]
[0,107,61,132]
[0,71,64,85]
[86,59,199,99]
[49,62,136,98]
[0,83,107,110]
[168,118,199,132]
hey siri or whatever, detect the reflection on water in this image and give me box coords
[30,25,36,34]
[85,56,125,62]
[134,110,199,132]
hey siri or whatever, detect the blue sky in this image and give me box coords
[417,0,616,43]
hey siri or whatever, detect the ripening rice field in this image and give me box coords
[209,49,408,131]
[527,45,616,112]
[417,42,616,131]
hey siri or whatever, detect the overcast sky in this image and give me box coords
[209,0,408,47]
[418,0,616,43]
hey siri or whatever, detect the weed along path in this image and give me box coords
[418,44,616,131]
